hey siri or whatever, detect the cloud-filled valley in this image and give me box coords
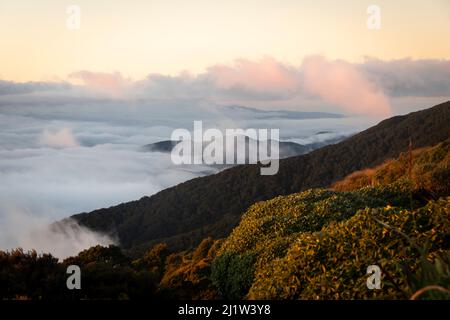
[1,56,449,259]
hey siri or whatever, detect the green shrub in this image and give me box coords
[247,198,449,299]
[211,252,256,299]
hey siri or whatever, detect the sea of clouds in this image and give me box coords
[1,56,449,258]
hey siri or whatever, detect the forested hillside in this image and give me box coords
[3,137,449,300]
[212,138,450,299]
[71,101,450,255]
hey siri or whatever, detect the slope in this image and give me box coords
[71,101,450,254]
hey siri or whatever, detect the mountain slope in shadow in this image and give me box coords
[71,101,450,255]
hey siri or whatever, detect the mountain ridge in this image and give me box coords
[70,101,450,255]
[141,137,346,159]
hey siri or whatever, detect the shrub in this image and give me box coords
[247,198,450,299]
[211,252,256,300]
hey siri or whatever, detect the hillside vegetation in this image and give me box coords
[210,139,450,299]
[333,138,450,197]
[72,101,450,255]
[1,137,449,300]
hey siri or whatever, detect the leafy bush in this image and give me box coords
[160,237,222,299]
[214,184,415,293]
[0,249,64,300]
[247,198,450,299]
[218,189,395,256]
[211,252,256,300]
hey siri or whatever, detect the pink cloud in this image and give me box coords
[63,57,397,117]
[69,71,131,97]
[302,56,391,117]
[207,57,299,94]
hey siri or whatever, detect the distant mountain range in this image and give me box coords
[221,105,344,120]
[70,101,450,256]
[141,136,346,160]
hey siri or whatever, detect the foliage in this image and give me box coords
[213,184,413,296]
[160,237,222,299]
[0,245,165,300]
[0,249,64,300]
[404,250,450,300]
[218,189,397,256]
[64,245,130,267]
[247,198,449,299]
[132,243,169,279]
[212,137,450,300]
[333,138,450,198]
[211,252,256,300]
[2,105,450,300]
[72,102,450,254]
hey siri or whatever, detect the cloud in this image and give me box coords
[0,203,114,259]
[69,71,132,97]
[1,57,449,117]
[133,72,215,100]
[0,56,448,258]
[137,57,449,114]
[361,58,450,97]
[302,56,391,117]
[39,127,80,148]
[0,80,70,96]
[0,110,224,257]
[0,81,380,258]
[207,57,300,99]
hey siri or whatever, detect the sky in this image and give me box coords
[1,0,450,82]
[1,0,450,258]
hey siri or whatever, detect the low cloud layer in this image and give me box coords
[0,56,448,258]
[0,93,375,259]
[361,58,450,97]
[0,204,114,260]
[39,127,80,148]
